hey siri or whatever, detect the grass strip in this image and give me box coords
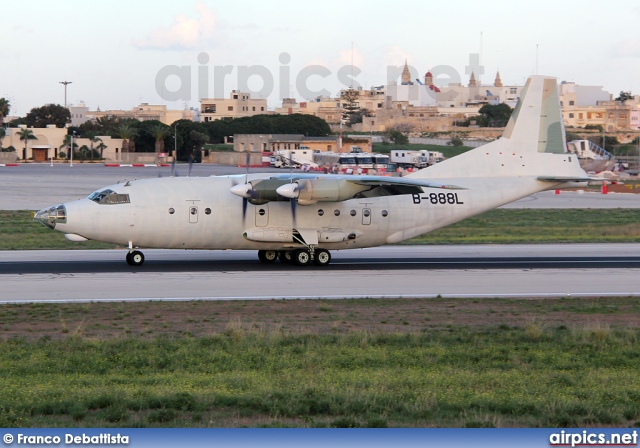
[3,208,640,250]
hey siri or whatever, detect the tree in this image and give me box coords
[96,141,108,159]
[340,88,360,126]
[387,130,409,145]
[85,132,103,162]
[0,127,5,148]
[114,124,138,153]
[615,91,633,102]
[476,103,513,127]
[147,124,171,153]
[24,104,71,128]
[17,128,37,161]
[60,134,78,159]
[448,136,464,147]
[0,97,10,126]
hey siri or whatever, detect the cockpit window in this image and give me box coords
[88,189,130,205]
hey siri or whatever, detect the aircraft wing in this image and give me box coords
[231,173,465,205]
[268,174,465,190]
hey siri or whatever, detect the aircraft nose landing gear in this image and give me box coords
[126,250,145,266]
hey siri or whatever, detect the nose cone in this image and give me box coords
[34,204,67,229]
[230,183,253,198]
[276,183,299,199]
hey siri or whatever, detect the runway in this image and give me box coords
[2,165,640,303]
[2,245,640,303]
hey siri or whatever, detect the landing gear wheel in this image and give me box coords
[126,250,145,266]
[258,250,278,263]
[292,249,311,266]
[313,249,331,266]
[278,250,292,263]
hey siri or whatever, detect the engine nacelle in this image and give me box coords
[276,179,368,205]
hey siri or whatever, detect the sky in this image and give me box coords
[2,0,639,116]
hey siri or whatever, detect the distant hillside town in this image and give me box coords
[1,61,639,164]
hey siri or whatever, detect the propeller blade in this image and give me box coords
[290,197,297,226]
[242,198,248,223]
[171,157,176,177]
[188,155,193,177]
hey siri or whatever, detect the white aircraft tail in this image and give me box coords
[407,75,588,181]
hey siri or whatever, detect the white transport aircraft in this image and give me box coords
[35,76,593,267]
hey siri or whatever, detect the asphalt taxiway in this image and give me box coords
[2,245,639,303]
[2,164,639,303]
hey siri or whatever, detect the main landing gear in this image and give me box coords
[126,250,145,266]
[258,248,331,267]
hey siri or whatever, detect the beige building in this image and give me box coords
[273,97,342,124]
[0,125,124,162]
[69,102,192,126]
[200,90,268,122]
[89,103,190,126]
[233,134,340,153]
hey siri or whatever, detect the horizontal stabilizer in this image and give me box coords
[537,176,607,183]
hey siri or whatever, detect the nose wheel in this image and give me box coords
[126,250,145,266]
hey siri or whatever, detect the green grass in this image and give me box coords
[1,322,640,427]
[4,208,640,249]
[406,209,640,244]
[2,297,640,427]
[0,211,117,250]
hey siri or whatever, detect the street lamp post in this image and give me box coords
[70,131,75,167]
[59,81,72,108]
[174,123,179,162]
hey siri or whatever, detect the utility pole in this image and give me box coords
[59,81,72,108]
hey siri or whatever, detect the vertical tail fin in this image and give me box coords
[408,75,586,180]
[502,76,566,154]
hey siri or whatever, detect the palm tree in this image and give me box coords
[96,141,108,159]
[60,134,78,159]
[16,128,37,161]
[85,132,103,162]
[0,98,10,126]
[114,124,138,153]
[148,124,171,153]
[0,127,5,150]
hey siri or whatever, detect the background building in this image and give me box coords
[200,91,267,122]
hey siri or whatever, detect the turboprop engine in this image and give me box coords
[275,179,369,205]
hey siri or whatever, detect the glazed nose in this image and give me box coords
[34,204,67,229]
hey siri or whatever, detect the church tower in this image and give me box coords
[494,71,503,87]
[401,59,412,85]
[469,71,477,87]
[424,71,433,86]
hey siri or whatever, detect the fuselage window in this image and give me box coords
[205,208,212,215]
[382,210,389,217]
[169,208,175,214]
[350,210,356,216]
[334,210,340,216]
[318,209,324,216]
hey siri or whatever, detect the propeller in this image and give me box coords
[228,151,253,223]
[288,150,296,225]
[276,178,311,227]
[171,155,176,177]
[187,155,193,177]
